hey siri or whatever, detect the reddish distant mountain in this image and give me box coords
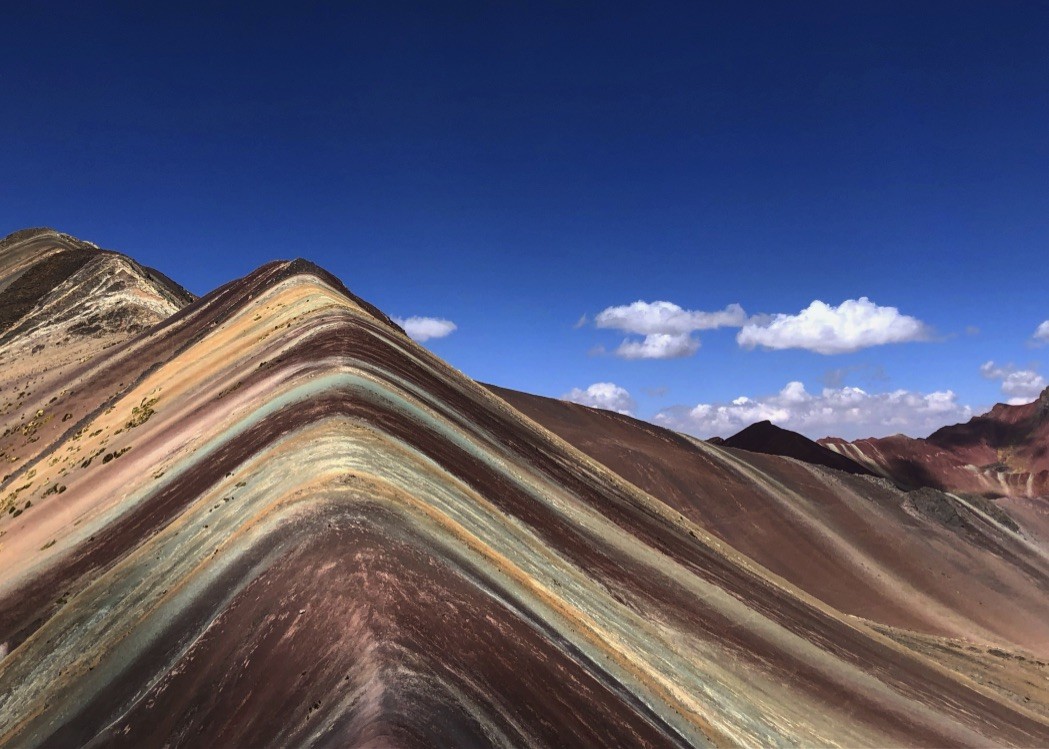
[821,388,1049,498]
[723,420,875,476]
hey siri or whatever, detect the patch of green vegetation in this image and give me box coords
[80,448,105,468]
[21,411,52,438]
[101,446,132,464]
[125,396,158,429]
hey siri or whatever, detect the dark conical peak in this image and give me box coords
[739,419,776,432]
[724,420,874,476]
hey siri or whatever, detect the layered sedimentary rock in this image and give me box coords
[1,230,1048,747]
[0,229,195,484]
[821,390,1049,498]
[490,387,1049,654]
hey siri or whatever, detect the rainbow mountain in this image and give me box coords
[1,229,1048,748]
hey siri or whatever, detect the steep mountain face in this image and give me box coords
[821,390,1049,499]
[0,228,193,339]
[722,419,874,476]
[0,229,196,484]
[489,386,1049,653]
[1,230,1048,747]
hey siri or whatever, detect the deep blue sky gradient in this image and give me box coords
[3,2,1047,433]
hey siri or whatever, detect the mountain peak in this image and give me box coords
[0,229,192,343]
[723,419,875,476]
[833,386,1049,497]
[1038,385,1049,413]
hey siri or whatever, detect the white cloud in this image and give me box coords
[593,300,745,360]
[654,381,972,440]
[736,297,930,355]
[595,301,746,335]
[561,382,636,415]
[1032,320,1049,346]
[980,360,1046,404]
[614,332,699,360]
[393,316,457,342]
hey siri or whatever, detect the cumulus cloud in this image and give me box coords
[980,361,1046,404]
[593,300,746,360]
[736,297,931,355]
[614,332,699,360]
[393,316,457,342]
[654,381,972,440]
[561,382,636,415]
[1032,321,1049,346]
[595,301,747,335]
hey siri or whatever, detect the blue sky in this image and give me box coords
[3,2,1047,439]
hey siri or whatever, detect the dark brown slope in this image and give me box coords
[487,384,1049,657]
[724,419,874,476]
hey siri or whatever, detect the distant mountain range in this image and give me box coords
[820,391,1049,498]
[1,228,1047,748]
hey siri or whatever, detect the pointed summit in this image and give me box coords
[723,420,875,476]
[0,227,193,341]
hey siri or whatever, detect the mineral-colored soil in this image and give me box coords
[1,229,1047,747]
